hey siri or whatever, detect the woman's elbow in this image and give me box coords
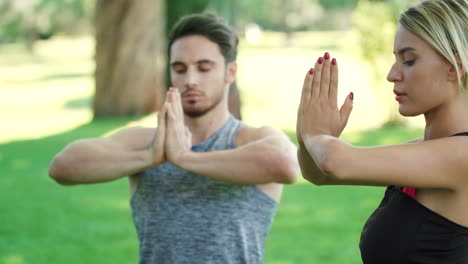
[300,142,343,185]
[316,142,346,183]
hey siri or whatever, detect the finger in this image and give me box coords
[157,102,168,127]
[329,58,339,108]
[166,88,173,103]
[300,68,315,106]
[340,92,354,129]
[155,103,167,150]
[311,56,324,99]
[174,88,184,117]
[320,52,331,99]
[167,102,176,121]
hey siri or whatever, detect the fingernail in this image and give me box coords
[332,58,337,65]
[309,68,315,74]
[349,92,354,101]
[324,52,330,60]
[318,57,324,64]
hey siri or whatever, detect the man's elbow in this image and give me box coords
[275,156,300,184]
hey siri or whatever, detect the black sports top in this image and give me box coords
[359,132,468,264]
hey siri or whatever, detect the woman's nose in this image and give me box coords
[387,63,402,83]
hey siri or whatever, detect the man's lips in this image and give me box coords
[182,92,201,100]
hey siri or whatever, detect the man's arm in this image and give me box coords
[164,89,298,184]
[176,127,298,184]
[49,105,168,185]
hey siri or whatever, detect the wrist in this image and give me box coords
[168,150,195,168]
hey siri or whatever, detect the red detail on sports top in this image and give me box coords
[402,187,416,198]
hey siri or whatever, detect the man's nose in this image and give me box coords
[185,69,199,89]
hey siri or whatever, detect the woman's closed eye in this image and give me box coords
[403,59,415,66]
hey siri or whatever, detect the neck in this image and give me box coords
[184,101,231,145]
[424,93,468,140]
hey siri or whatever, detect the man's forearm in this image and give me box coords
[49,139,153,185]
[173,143,298,184]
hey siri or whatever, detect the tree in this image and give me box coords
[93,0,165,117]
[0,0,87,51]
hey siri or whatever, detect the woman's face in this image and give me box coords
[387,26,457,117]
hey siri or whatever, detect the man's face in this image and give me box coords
[169,35,236,118]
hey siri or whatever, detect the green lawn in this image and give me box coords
[0,34,424,264]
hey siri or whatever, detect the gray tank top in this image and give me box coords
[130,115,278,264]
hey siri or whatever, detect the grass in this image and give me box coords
[0,34,424,264]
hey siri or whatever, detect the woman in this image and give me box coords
[296,0,467,263]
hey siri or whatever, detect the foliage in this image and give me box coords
[351,0,417,125]
[0,0,89,44]
[319,0,358,10]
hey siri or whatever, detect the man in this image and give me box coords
[49,13,298,263]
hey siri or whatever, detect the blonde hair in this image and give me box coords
[400,0,467,92]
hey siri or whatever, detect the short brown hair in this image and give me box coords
[168,13,238,63]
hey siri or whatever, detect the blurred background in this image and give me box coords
[0,0,423,263]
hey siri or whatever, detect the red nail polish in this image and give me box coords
[324,52,330,60]
[349,92,354,100]
[309,68,315,74]
[318,57,324,64]
[332,58,337,65]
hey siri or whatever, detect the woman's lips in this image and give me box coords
[394,90,407,102]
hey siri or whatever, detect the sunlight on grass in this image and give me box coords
[0,31,424,144]
[1,254,25,264]
[0,36,95,144]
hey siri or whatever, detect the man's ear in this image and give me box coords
[225,61,237,84]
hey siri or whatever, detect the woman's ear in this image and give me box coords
[448,53,465,81]
[225,61,237,84]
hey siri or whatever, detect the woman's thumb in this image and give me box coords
[340,92,354,126]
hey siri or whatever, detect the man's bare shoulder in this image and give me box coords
[236,124,289,146]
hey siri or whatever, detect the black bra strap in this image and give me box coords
[451,132,468,137]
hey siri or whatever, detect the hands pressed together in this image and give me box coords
[296,52,354,145]
[151,87,192,166]
[151,52,353,167]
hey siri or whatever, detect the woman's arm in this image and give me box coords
[296,53,468,190]
[301,133,468,190]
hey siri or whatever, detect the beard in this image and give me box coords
[182,88,225,118]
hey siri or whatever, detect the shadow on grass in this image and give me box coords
[40,72,91,81]
[64,96,91,109]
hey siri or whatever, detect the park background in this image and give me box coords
[1,0,424,263]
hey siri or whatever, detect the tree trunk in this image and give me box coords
[94,0,165,117]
